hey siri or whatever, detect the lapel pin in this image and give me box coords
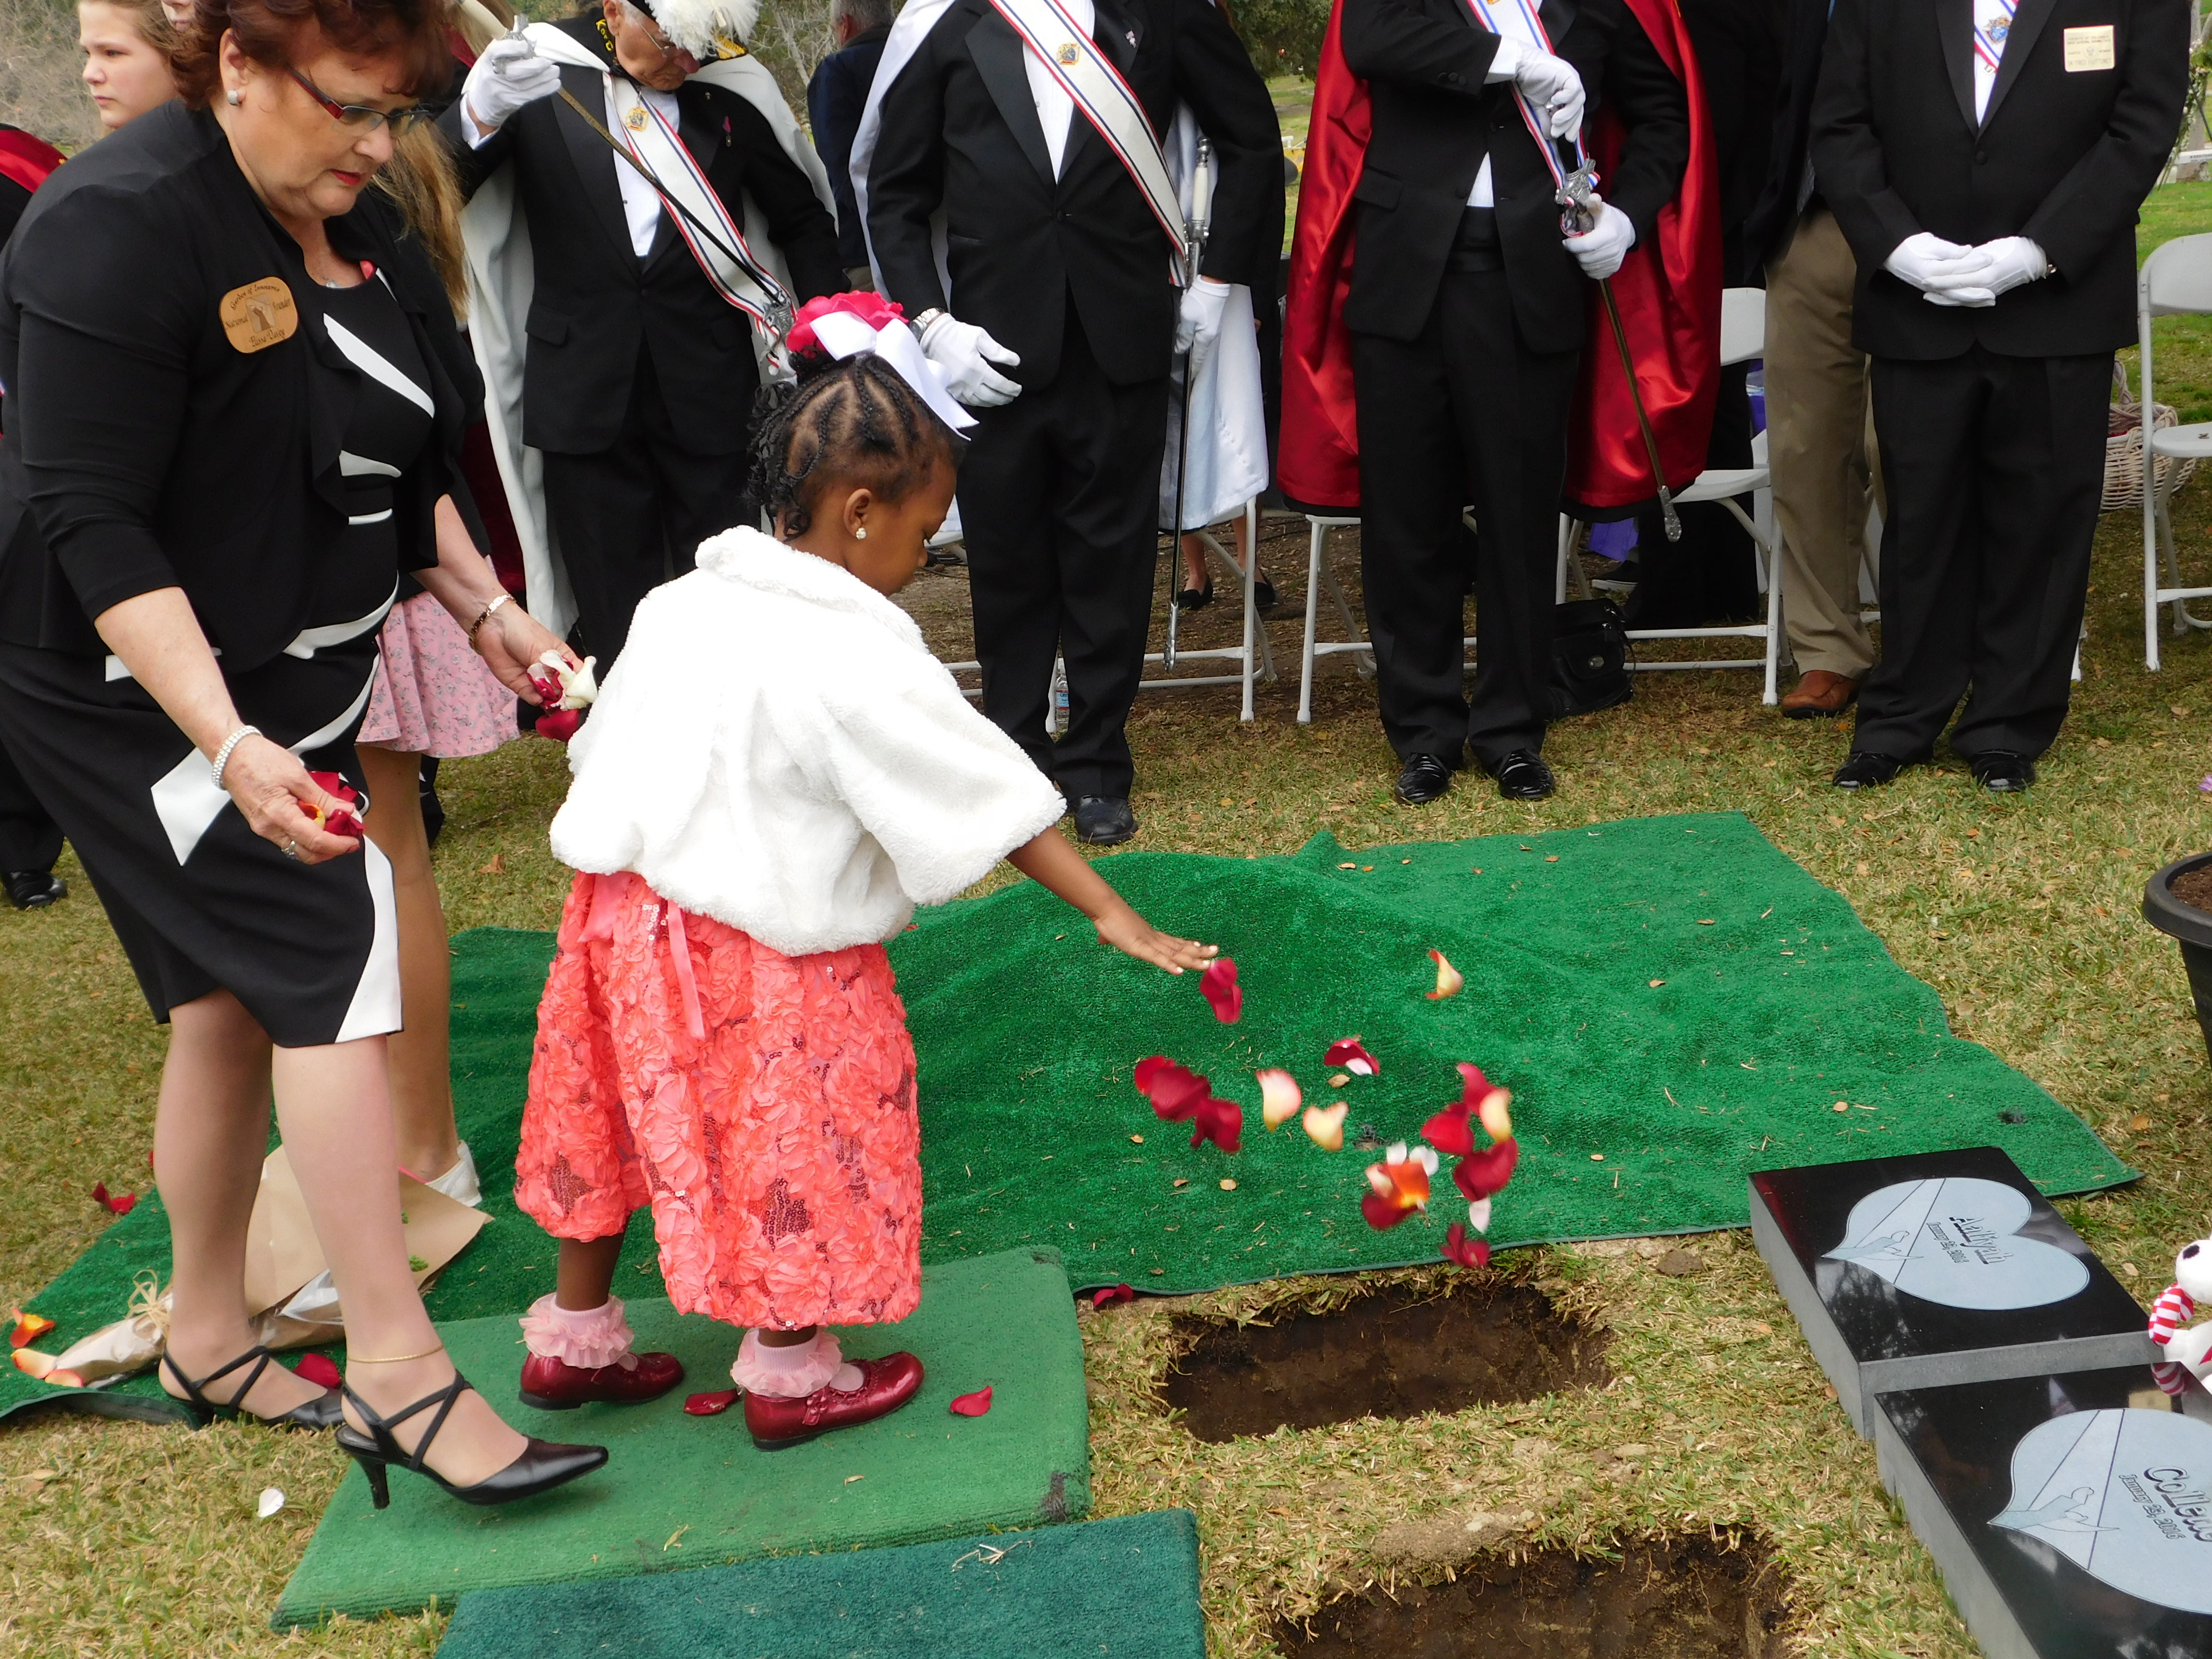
[1126,29,1137,44]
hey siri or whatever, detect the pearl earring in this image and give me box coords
[854,527,867,540]
[226,89,242,104]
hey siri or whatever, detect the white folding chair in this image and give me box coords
[1296,511,1376,722]
[938,502,1276,724]
[1563,287,1786,704]
[1143,500,1276,721]
[2138,233,2212,668]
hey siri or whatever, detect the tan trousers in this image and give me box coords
[1765,206,1886,678]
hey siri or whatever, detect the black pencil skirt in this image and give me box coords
[0,633,400,1048]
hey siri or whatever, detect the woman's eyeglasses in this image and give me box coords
[285,65,435,134]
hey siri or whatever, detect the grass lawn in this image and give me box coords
[8,189,2212,1658]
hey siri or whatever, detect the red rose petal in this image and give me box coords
[1453,1137,1520,1201]
[535,707,582,743]
[1323,1037,1379,1075]
[1091,1284,1135,1309]
[684,1388,740,1416]
[294,1353,342,1390]
[1189,1096,1243,1154]
[1442,1223,1492,1270]
[949,1385,993,1417]
[1134,1056,1211,1122]
[1360,1190,1416,1230]
[1199,956,1242,1023]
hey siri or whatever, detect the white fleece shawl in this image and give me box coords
[550,527,1068,957]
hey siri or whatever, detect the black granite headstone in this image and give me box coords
[1750,1147,2151,1435]
[1872,1365,2212,1659]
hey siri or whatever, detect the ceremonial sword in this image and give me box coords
[1556,161,1681,542]
[1162,135,1214,672]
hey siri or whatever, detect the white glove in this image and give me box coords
[918,313,1022,408]
[1974,235,2049,297]
[1884,231,1995,302]
[463,35,563,141]
[1175,277,1230,358]
[1563,200,1635,279]
[1491,39,1586,138]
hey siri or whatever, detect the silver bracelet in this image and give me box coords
[467,591,512,648]
[210,725,261,789]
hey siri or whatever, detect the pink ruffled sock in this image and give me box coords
[518,1294,639,1371]
[731,1330,864,1397]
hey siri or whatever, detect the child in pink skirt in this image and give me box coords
[510,303,1215,1448]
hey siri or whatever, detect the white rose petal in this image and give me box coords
[257,1487,285,1519]
[1467,1198,1493,1233]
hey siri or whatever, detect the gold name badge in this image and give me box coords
[2063,24,2116,70]
[219,277,298,354]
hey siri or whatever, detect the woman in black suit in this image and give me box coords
[0,0,603,1505]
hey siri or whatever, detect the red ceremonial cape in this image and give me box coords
[0,127,66,201]
[1277,0,1720,517]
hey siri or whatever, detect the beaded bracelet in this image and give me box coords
[467,592,513,647]
[210,725,261,789]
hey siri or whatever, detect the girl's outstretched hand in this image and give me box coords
[1005,825,1218,974]
[1094,904,1218,974]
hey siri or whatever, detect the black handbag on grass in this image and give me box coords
[1550,598,1632,718]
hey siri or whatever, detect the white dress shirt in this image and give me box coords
[611,82,683,255]
[1022,0,1094,178]
[1468,36,1527,206]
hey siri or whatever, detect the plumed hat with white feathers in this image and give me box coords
[634,0,759,59]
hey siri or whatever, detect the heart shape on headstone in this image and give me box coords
[1824,1177,2089,1310]
[1990,1407,2212,1613]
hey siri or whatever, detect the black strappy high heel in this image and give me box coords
[335,1373,607,1510]
[161,1346,344,1430]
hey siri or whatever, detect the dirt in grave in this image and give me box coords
[1160,1279,1610,1443]
[1274,1533,1792,1659]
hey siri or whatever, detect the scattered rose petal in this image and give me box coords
[1258,1069,1302,1130]
[90,1182,137,1216]
[1219,1178,1237,1190]
[684,1389,740,1416]
[1172,1178,1189,1188]
[1442,1223,1492,1270]
[9,1310,54,1349]
[1200,957,1242,1023]
[1360,1142,1438,1228]
[1425,948,1464,1000]
[950,1386,993,1417]
[12,1346,55,1379]
[1092,1284,1135,1309]
[46,1369,83,1388]
[1453,1138,1520,1200]
[1324,1037,1378,1076]
[1337,862,1357,869]
[539,650,599,709]
[1467,1196,1493,1233]
[1135,1056,1242,1152]
[1328,1072,1350,1088]
[1190,1097,1242,1153]
[257,1488,285,1519]
[1422,1063,1513,1155]
[1648,979,1665,988]
[302,771,365,839]
[1302,1100,1348,1150]
[294,1353,342,1390]
[535,707,582,743]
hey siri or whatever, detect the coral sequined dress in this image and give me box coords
[518,869,925,1329]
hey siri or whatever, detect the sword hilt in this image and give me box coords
[1656,485,1682,543]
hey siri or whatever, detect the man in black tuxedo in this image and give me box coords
[1813,0,2186,791]
[866,0,1280,844]
[441,0,843,669]
[809,0,895,289]
[1340,0,1687,804]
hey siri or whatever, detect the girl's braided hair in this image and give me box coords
[748,352,962,539]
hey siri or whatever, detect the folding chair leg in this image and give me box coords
[1762,529,1782,706]
[1319,564,1373,676]
[1299,520,1325,723]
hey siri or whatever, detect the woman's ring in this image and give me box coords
[282,840,300,860]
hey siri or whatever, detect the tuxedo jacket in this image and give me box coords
[441,17,844,456]
[1810,0,2187,359]
[1742,0,1835,267]
[1339,0,1689,351]
[866,0,1283,389]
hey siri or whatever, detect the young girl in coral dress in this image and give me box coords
[509,299,1214,1448]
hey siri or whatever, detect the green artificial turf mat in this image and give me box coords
[272,1247,1088,1628]
[2,812,2135,1422]
[432,1508,1204,1659]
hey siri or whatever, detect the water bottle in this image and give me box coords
[1048,659,1070,737]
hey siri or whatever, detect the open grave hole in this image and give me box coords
[1160,1280,1609,1442]
[1274,1533,1791,1659]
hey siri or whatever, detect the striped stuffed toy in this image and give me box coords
[2149,1238,2212,1398]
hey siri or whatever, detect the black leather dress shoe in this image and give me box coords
[1832,751,1903,790]
[1489,750,1555,801]
[5,870,65,911]
[1072,796,1138,845]
[1395,754,1454,805]
[1968,750,2035,793]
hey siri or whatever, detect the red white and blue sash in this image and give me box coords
[985,0,1189,260]
[1462,0,1592,193]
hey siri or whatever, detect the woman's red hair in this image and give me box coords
[170,0,454,109]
